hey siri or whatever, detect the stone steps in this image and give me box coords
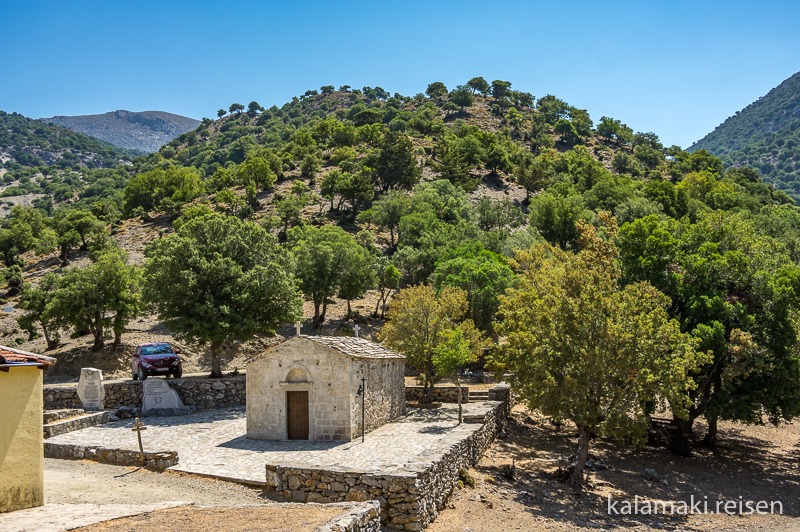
[44,411,110,439]
[43,408,85,424]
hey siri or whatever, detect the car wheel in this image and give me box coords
[138,366,147,381]
[172,366,183,379]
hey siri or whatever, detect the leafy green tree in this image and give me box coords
[358,190,410,248]
[537,95,570,124]
[554,118,579,144]
[373,257,400,318]
[432,246,514,332]
[247,101,263,116]
[484,142,511,176]
[528,188,591,249]
[425,81,448,99]
[289,225,368,327]
[449,85,475,113]
[496,217,707,490]
[337,244,377,319]
[47,248,143,350]
[466,76,490,96]
[17,273,61,349]
[124,167,204,214]
[491,80,512,100]
[217,109,226,118]
[433,323,483,423]
[380,285,475,403]
[513,151,554,200]
[229,103,245,114]
[144,214,302,377]
[372,131,421,192]
[619,212,800,453]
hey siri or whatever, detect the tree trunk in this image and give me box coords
[312,298,321,328]
[455,373,463,425]
[668,417,694,457]
[569,425,591,491]
[209,342,223,378]
[42,325,58,351]
[112,314,124,347]
[373,290,383,317]
[421,356,435,404]
[320,300,328,323]
[702,416,718,447]
[91,313,104,351]
[345,299,352,320]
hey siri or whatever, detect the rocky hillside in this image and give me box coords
[690,71,800,198]
[0,111,133,170]
[41,110,200,153]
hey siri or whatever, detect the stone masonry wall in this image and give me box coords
[404,385,469,404]
[44,442,178,471]
[265,388,510,530]
[43,375,246,411]
[316,501,381,532]
[350,357,406,437]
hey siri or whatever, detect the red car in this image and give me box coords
[131,342,183,380]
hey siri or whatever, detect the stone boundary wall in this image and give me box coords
[44,442,178,471]
[404,386,469,404]
[316,501,381,532]
[266,385,511,530]
[44,411,110,439]
[44,375,246,411]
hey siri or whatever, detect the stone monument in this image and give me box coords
[76,367,105,411]
[142,378,189,416]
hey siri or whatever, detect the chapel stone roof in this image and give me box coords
[303,335,405,360]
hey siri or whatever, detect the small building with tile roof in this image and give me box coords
[0,346,56,513]
[246,335,406,441]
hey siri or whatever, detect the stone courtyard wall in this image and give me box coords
[44,442,178,470]
[404,385,469,404]
[43,375,246,411]
[265,386,511,530]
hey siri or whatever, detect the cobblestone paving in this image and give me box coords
[45,403,497,485]
[3,502,190,532]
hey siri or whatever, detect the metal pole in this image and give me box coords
[361,376,366,443]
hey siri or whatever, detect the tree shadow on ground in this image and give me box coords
[468,409,800,529]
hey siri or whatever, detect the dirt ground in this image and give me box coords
[428,405,800,531]
[75,506,344,531]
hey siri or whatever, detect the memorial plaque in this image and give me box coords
[77,368,105,411]
[142,378,189,416]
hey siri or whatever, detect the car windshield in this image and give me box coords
[141,345,174,355]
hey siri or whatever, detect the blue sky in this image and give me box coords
[2,0,798,148]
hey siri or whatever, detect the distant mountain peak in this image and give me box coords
[40,110,201,153]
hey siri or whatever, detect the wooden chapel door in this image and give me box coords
[286,391,309,440]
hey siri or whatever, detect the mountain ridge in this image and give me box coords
[41,110,200,153]
[689,71,800,197]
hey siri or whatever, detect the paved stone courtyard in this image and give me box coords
[46,403,498,485]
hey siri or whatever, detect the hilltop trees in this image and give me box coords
[143,213,302,377]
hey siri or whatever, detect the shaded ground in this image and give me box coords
[428,405,800,531]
